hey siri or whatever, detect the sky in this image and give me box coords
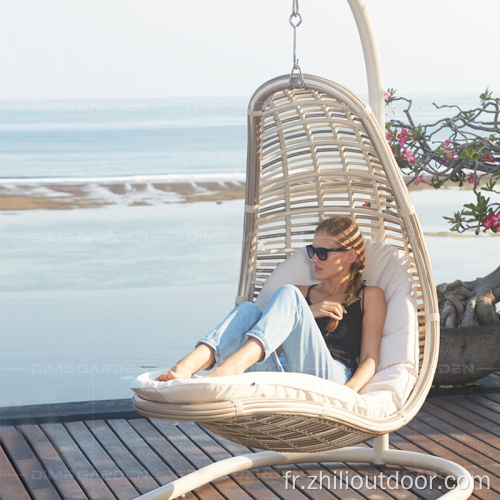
[0,0,499,101]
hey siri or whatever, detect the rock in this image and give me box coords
[433,324,500,386]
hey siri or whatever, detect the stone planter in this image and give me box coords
[433,324,500,387]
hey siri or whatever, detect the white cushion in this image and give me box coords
[130,370,397,420]
[130,239,418,417]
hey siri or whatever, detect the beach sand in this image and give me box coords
[0,175,487,211]
[0,180,247,211]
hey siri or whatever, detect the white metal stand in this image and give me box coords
[347,0,385,127]
[134,434,474,499]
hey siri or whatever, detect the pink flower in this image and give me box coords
[397,128,411,147]
[481,212,500,232]
[466,173,476,184]
[491,212,500,232]
[444,151,457,164]
[441,141,457,163]
[402,147,416,163]
[481,153,495,163]
[385,130,392,142]
[384,91,391,102]
[444,153,455,163]
[482,215,494,232]
[440,140,456,163]
[414,173,425,185]
[443,216,454,221]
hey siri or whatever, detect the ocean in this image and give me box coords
[0,92,483,182]
[0,93,497,407]
[0,97,248,181]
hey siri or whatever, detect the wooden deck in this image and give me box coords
[1,375,499,500]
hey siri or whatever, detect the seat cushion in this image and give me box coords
[130,370,397,420]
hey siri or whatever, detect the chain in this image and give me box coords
[289,0,306,89]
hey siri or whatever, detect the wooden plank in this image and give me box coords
[429,397,500,439]
[348,463,442,500]
[245,466,319,500]
[319,459,408,499]
[341,462,428,499]
[444,396,500,432]
[370,464,446,500]
[41,423,115,500]
[279,463,382,499]
[423,400,500,451]
[129,419,221,500]
[129,419,201,478]
[18,424,86,499]
[401,416,499,499]
[152,419,253,500]
[85,420,159,496]
[65,421,140,500]
[416,407,500,479]
[469,393,500,416]
[108,419,179,486]
[179,421,286,500]
[484,393,500,404]
[0,444,31,500]
[0,426,62,500]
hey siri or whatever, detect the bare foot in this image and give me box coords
[155,365,194,382]
[155,344,215,382]
[205,360,240,378]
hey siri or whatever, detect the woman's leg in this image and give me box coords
[158,286,351,383]
[205,336,266,378]
[245,285,352,384]
[156,302,263,381]
[199,301,264,365]
[156,343,215,381]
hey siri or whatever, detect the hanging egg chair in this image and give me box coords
[130,1,473,498]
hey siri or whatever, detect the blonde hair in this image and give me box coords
[315,216,365,334]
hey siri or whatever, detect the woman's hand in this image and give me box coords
[309,300,347,321]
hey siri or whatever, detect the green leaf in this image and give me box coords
[481,181,495,192]
[480,87,493,105]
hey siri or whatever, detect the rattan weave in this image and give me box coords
[133,74,440,453]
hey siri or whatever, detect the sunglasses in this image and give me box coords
[306,244,348,261]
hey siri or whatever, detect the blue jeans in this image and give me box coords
[197,284,352,384]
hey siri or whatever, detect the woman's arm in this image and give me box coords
[345,286,386,392]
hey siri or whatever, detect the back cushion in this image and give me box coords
[255,239,419,408]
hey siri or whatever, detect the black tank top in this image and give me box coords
[306,283,365,372]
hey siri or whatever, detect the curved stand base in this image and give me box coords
[134,436,473,500]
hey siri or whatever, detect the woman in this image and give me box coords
[156,216,386,392]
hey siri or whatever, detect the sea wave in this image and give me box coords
[0,116,246,132]
[0,172,246,185]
